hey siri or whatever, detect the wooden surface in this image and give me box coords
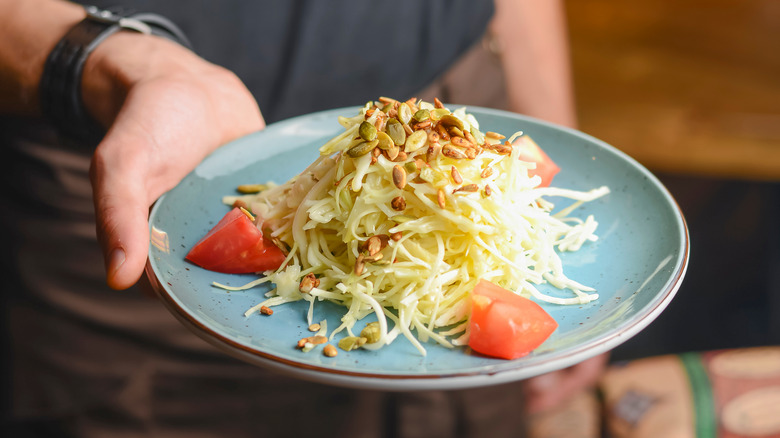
[566,0,780,180]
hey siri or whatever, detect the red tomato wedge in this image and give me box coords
[186,207,286,274]
[514,136,560,187]
[468,280,558,359]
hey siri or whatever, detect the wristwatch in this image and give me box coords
[40,5,191,146]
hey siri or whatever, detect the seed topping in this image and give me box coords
[299,273,320,293]
[451,166,463,184]
[454,184,479,193]
[391,196,406,211]
[442,145,467,160]
[237,184,266,194]
[354,254,366,276]
[323,344,338,357]
[392,165,407,189]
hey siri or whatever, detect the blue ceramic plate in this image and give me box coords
[146,106,689,391]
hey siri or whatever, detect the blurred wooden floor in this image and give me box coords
[566,0,780,180]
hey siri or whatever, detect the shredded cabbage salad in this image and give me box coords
[221,98,609,355]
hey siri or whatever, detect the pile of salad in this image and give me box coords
[186,97,609,359]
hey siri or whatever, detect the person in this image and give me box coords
[0,0,606,435]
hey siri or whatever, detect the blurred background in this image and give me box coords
[563,0,780,360]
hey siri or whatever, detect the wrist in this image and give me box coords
[39,6,193,144]
[81,32,171,127]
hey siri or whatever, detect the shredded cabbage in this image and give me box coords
[227,99,609,355]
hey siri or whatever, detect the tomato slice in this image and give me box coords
[204,239,287,274]
[468,280,558,359]
[514,136,560,187]
[186,207,286,274]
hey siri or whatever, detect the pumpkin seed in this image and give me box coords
[398,102,413,124]
[386,119,407,145]
[412,109,430,122]
[386,144,400,160]
[405,130,428,153]
[360,322,381,344]
[347,139,378,157]
[376,131,393,151]
[430,108,450,121]
[359,121,377,141]
[439,114,464,130]
[338,336,364,351]
[448,126,464,138]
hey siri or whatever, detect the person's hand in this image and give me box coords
[83,32,265,290]
[524,352,609,414]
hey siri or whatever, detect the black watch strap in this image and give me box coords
[40,6,191,147]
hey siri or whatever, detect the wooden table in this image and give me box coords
[566,0,780,181]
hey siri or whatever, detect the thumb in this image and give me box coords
[90,126,156,290]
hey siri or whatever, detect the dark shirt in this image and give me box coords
[0,3,502,435]
[82,0,494,122]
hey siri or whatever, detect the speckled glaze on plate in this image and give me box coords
[146,106,689,391]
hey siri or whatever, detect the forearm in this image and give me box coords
[0,0,84,115]
[491,0,577,127]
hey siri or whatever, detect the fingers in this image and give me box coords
[90,122,155,290]
[524,353,609,414]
